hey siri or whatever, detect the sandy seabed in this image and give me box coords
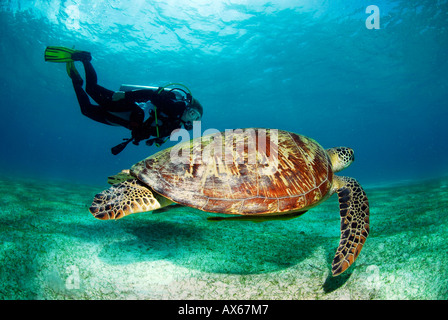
[0,175,447,300]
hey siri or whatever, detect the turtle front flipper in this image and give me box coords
[89,179,173,220]
[107,169,132,185]
[331,176,370,276]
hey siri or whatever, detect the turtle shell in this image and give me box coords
[131,128,333,215]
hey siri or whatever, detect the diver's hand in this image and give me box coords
[112,91,125,101]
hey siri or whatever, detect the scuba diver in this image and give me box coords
[44,46,203,155]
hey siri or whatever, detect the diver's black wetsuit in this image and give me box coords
[71,60,188,144]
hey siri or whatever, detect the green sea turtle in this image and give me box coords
[90,128,370,276]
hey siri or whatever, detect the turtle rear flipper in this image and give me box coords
[89,179,172,220]
[331,176,370,276]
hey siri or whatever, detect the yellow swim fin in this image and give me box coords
[44,46,78,63]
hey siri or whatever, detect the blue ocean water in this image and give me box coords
[1,0,447,187]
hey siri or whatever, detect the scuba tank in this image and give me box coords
[119,83,192,103]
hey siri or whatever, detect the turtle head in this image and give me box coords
[326,147,354,173]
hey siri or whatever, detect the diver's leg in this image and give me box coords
[82,60,143,117]
[71,52,116,106]
[76,57,143,132]
[71,79,112,126]
[80,60,116,106]
[71,50,102,97]
[81,60,140,113]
